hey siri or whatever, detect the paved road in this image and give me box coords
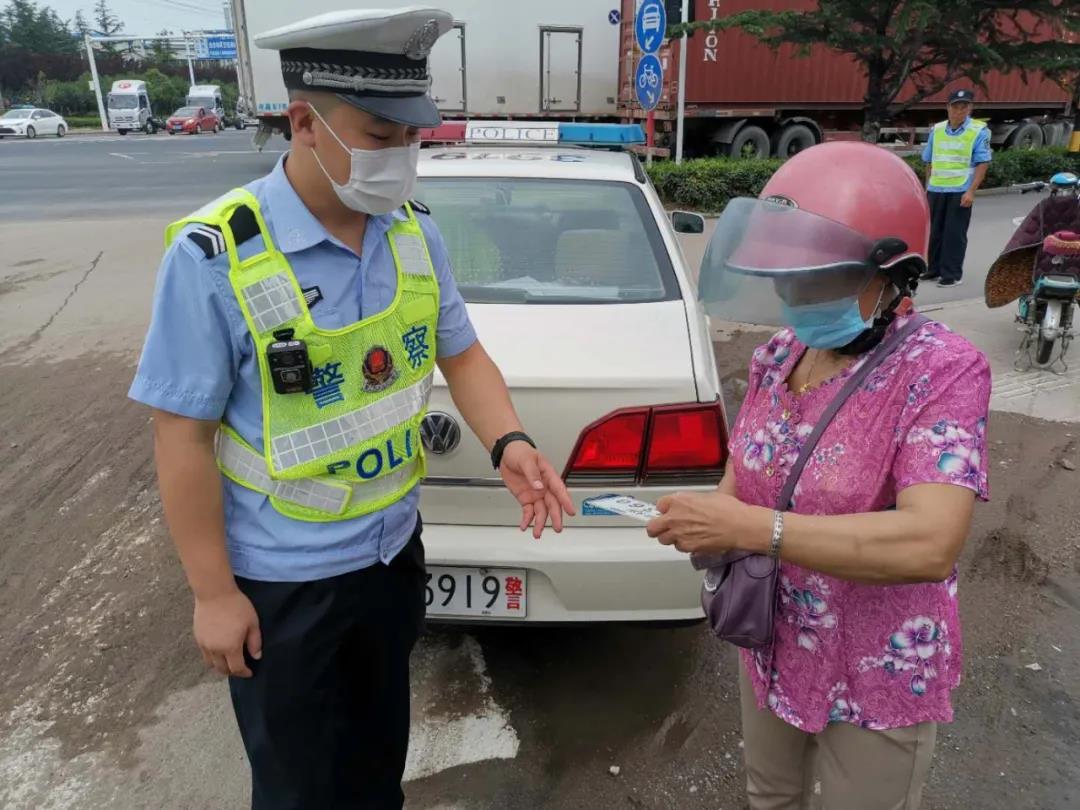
[0,130,283,221]
[3,128,1043,310]
[1,134,1077,809]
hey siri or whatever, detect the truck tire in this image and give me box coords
[772,124,816,158]
[1041,122,1065,148]
[728,125,770,159]
[1006,122,1044,150]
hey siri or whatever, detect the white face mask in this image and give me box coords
[309,105,419,215]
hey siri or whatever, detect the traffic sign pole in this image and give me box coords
[646,110,655,165]
[675,0,689,164]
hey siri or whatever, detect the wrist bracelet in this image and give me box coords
[769,510,785,559]
[490,431,535,469]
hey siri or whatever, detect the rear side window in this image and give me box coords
[416,178,679,304]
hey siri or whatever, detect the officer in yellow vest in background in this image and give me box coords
[128,8,574,808]
[920,88,993,289]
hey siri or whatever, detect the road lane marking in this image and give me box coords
[107,152,135,160]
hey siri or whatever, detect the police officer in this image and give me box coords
[920,88,993,289]
[128,8,575,808]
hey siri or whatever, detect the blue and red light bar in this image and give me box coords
[420,120,645,148]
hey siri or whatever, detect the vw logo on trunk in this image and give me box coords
[420,412,461,455]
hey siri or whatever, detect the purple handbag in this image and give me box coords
[691,315,929,649]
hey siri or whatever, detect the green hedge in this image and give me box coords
[650,147,1080,213]
[647,157,783,214]
[64,115,102,128]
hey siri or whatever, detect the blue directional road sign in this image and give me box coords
[206,34,237,60]
[634,0,666,54]
[635,53,663,111]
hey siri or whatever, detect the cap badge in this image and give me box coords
[404,19,441,60]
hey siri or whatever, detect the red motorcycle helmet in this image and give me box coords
[758,140,930,281]
[699,141,930,351]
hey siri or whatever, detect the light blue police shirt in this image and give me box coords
[921,117,993,193]
[129,155,477,582]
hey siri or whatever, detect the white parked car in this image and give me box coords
[0,107,68,139]
[415,122,727,623]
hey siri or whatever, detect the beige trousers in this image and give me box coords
[739,665,937,810]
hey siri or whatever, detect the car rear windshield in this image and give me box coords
[415,178,678,304]
[108,94,138,109]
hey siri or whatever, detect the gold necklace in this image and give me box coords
[796,350,822,395]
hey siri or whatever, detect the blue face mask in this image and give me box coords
[781,297,873,350]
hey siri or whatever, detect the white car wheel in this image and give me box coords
[25,125,36,139]
[56,124,66,138]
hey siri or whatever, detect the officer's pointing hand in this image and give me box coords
[499,442,576,539]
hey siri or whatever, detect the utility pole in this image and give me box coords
[185,33,197,86]
[84,34,108,132]
[674,0,688,164]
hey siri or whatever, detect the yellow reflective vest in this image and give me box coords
[165,190,439,522]
[929,120,985,190]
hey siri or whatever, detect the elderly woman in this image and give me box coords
[648,143,990,810]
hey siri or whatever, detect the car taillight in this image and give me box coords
[565,401,728,485]
[568,411,647,475]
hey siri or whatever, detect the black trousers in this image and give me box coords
[229,519,426,810]
[927,190,973,282]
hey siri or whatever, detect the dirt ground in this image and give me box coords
[0,326,1077,808]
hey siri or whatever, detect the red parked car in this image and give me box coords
[166,106,220,135]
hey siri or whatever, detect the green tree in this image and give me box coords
[672,0,1075,142]
[72,9,89,38]
[2,0,78,54]
[91,0,120,36]
[148,28,175,64]
[92,0,122,54]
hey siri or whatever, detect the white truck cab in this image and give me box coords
[107,80,154,135]
[187,84,225,122]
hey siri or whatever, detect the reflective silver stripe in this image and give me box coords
[931,168,973,178]
[270,374,433,471]
[242,273,302,334]
[218,432,421,513]
[218,432,350,514]
[391,233,431,276]
[347,460,420,502]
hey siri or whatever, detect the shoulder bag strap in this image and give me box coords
[689,315,929,572]
[775,314,929,509]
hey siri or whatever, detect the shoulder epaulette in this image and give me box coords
[186,204,262,259]
[408,199,431,216]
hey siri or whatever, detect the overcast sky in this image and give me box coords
[45,0,232,36]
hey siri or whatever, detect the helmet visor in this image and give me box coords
[699,197,880,326]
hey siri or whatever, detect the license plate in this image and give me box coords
[173,126,182,131]
[425,566,527,618]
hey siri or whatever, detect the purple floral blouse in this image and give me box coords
[731,314,991,733]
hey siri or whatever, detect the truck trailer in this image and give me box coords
[229,0,623,144]
[617,0,1073,157]
[229,0,1072,154]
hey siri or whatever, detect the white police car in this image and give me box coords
[416,121,726,622]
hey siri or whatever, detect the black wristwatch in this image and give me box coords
[491,431,536,469]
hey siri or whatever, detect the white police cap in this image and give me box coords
[255,7,454,128]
